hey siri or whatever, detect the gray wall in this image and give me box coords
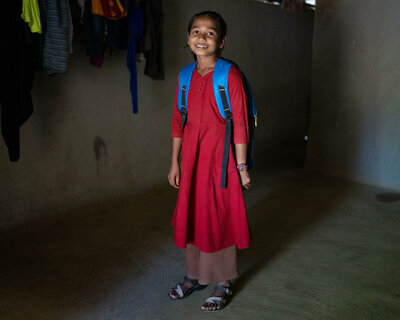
[0,0,314,228]
[306,0,400,190]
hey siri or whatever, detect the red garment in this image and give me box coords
[171,64,251,253]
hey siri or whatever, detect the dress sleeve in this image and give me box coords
[171,76,183,138]
[228,67,249,144]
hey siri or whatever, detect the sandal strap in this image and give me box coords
[171,276,200,299]
[214,285,232,295]
[205,296,226,304]
[173,283,185,298]
[183,275,200,286]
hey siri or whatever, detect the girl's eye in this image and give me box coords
[192,30,199,35]
[207,32,215,36]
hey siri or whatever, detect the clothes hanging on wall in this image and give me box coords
[83,0,129,68]
[91,0,127,20]
[67,1,74,55]
[127,0,144,113]
[21,0,42,33]
[83,0,163,113]
[33,2,46,71]
[91,0,105,17]
[139,0,164,80]
[38,0,73,75]
[0,0,35,161]
[100,0,127,20]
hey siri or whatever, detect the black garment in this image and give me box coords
[0,0,34,161]
[140,0,164,80]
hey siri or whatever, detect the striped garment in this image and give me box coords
[39,0,72,75]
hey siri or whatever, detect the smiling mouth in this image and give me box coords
[195,44,207,49]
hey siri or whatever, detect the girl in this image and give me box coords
[168,11,251,312]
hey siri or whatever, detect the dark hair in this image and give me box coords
[187,11,227,57]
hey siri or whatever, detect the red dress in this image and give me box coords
[171,64,251,253]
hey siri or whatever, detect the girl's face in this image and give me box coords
[187,16,225,59]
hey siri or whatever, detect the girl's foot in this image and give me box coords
[169,276,207,299]
[201,282,232,312]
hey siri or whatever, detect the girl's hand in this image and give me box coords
[239,170,251,190]
[168,163,181,189]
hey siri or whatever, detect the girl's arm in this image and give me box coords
[228,67,251,190]
[169,76,183,189]
[235,143,251,190]
[168,137,182,189]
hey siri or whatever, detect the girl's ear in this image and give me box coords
[219,36,227,49]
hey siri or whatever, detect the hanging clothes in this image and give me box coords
[127,0,144,113]
[83,0,129,68]
[21,0,42,33]
[91,0,105,17]
[91,0,127,20]
[100,0,127,20]
[0,0,34,161]
[38,0,72,75]
[139,0,164,80]
[67,0,74,55]
[33,0,46,70]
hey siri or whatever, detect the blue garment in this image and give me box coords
[127,0,143,113]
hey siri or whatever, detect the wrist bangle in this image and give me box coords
[236,163,248,171]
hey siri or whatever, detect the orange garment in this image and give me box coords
[91,0,126,20]
[91,0,104,16]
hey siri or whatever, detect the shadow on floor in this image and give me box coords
[2,168,399,319]
[0,184,178,319]
[233,170,349,297]
[0,169,342,319]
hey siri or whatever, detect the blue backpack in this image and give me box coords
[178,58,257,189]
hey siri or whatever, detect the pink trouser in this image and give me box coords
[185,244,238,285]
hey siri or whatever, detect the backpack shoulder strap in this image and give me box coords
[177,62,196,129]
[212,58,234,119]
[178,62,196,112]
[213,58,234,189]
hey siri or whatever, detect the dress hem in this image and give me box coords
[173,238,250,254]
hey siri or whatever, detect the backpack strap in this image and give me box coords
[178,62,196,129]
[213,59,234,189]
[218,85,233,189]
[215,58,258,172]
[213,59,233,118]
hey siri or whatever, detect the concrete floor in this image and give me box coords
[1,167,400,320]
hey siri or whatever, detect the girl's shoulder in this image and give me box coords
[217,58,243,79]
[228,65,243,79]
[227,65,244,86]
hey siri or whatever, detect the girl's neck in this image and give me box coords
[196,55,218,76]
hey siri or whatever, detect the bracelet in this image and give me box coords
[236,163,248,171]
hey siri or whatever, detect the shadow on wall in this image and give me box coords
[306,0,400,189]
[306,0,361,179]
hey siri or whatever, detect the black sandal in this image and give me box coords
[201,283,232,312]
[169,276,207,300]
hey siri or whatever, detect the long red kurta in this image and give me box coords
[171,63,251,253]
